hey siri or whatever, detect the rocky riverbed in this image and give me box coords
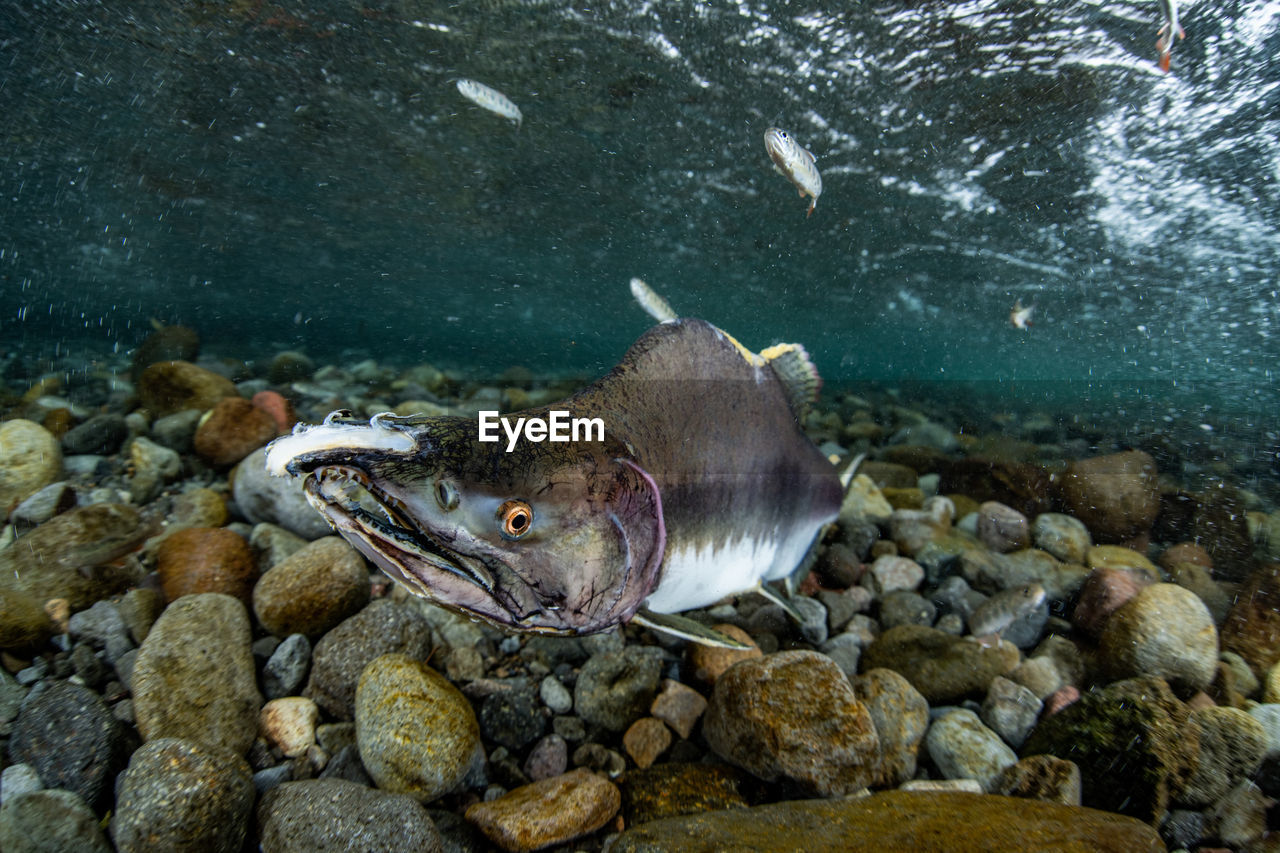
[2,328,1280,852]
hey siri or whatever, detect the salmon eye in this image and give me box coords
[498,500,533,540]
[435,481,459,511]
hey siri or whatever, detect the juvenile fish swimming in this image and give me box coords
[763,127,822,217]
[456,78,523,128]
[265,279,845,646]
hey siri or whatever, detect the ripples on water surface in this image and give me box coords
[2,0,1279,422]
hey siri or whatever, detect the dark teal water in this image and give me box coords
[3,0,1279,415]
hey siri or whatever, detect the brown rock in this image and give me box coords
[619,763,754,826]
[0,587,56,649]
[623,717,672,769]
[1057,450,1159,543]
[976,501,1031,553]
[194,397,278,467]
[252,537,370,639]
[130,324,199,381]
[860,624,1021,705]
[605,790,1165,853]
[0,419,62,511]
[465,768,620,852]
[937,458,1055,518]
[155,527,258,604]
[1160,542,1213,571]
[137,360,237,418]
[1071,568,1154,639]
[686,624,761,684]
[1221,563,1280,677]
[649,679,707,740]
[993,754,1082,805]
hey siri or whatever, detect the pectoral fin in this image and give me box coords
[631,610,752,649]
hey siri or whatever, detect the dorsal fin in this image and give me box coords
[630,277,678,323]
[759,342,821,416]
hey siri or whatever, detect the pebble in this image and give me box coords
[1071,567,1152,638]
[604,789,1165,852]
[8,680,123,810]
[992,754,1083,805]
[1032,512,1092,564]
[623,717,673,769]
[131,324,200,380]
[155,526,259,604]
[479,680,546,751]
[860,624,1020,705]
[136,360,237,417]
[261,697,320,758]
[976,501,1030,552]
[355,653,485,802]
[61,413,128,456]
[979,675,1043,749]
[267,351,315,384]
[464,767,620,853]
[194,396,279,467]
[1208,780,1269,847]
[253,537,370,638]
[111,737,255,853]
[523,733,569,782]
[127,435,182,503]
[116,587,164,645]
[1180,706,1267,807]
[865,555,925,595]
[574,646,665,732]
[0,764,42,803]
[9,481,76,528]
[838,473,894,526]
[887,496,953,555]
[250,390,296,433]
[132,593,263,756]
[1086,544,1159,574]
[263,633,312,700]
[967,583,1048,648]
[877,590,936,629]
[539,674,573,715]
[1058,450,1160,543]
[925,708,1018,791]
[0,789,112,853]
[703,650,879,796]
[258,779,443,853]
[649,678,707,740]
[250,522,309,570]
[232,447,332,540]
[790,594,829,644]
[0,502,145,610]
[150,408,203,453]
[317,744,373,787]
[819,632,862,677]
[686,624,763,684]
[170,486,231,529]
[304,598,433,720]
[1022,676,1196,823]
[1098,582,1218,692]
[0,419,63,509]
[851,667,929,787]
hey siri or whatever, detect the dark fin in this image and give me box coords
[629,277,678,323]
[759,342,822,416]
[632,610,752,649]
[753,581,805,624]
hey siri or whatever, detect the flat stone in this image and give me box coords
[257,779,443,853]
[619,762,753,826]
[925,708,1018,791]
[649,679,707,740]
[623,717,672,769]
[465,768,619,853]
[111,737,254,853]
[603,790,1165,852]
[861,624,1021,705]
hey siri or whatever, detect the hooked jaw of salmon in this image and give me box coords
[265,412,667,636]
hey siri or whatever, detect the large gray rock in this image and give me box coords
[258,779,443,853]
[7,681,123,810]
[233,447,331,539]
[0,790,111,853]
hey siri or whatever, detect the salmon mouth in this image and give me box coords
[303,466,495,594]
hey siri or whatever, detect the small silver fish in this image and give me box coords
[1010,299,1034,330]
[763,127,822,217]
[1156,0,1185,73]
[455,78,523,128]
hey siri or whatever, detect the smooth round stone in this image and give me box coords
[1071,567,1153,638]
[261,697,320,758]
[132,593,263,756]
[253,537,370,639]
[8,680,122,810]
[0,789,111,853]
[1,764,42,803]
[171,487,230,529]
[127,435,182,503]
[267,351,315,384]
[155,526,259,604]
[866,555,925,595]
[137,360,237,417]
[1032,513,1092,565]
[925,708,1018,791]
[574,646,665,733]
[250,523,309,571]
[131,325,200,381]
[194,396,278,467]
[1098,583,1218,692]
[687,624,762,684]
[977,501,1031,553]
[539,674,573,715]
[0,419,62,509]
[703,650,879,797]
[111,738,254,853]
[861,624,1021,705]
[1086,545,1159,574]
[355,653,485,802]
[465,768,620,853]
[150,409,202,453]
[523,733,569,782]
[304,599,433,720]
[877,590,937,630]
[0,502,143,609]
[1058,450,1160,543]
[258,779,442,853]
[1180,707,1267,807]
[232,447,332,540]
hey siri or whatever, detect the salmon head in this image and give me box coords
[265,411,666,635]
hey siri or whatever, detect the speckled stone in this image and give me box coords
[1097,583,1218,692]
[111,737,254,853]
[465,768,620,853]
[132,593,263,756]
[574,646,665,733]
[980,675,1043,749]
[1032,513,1092,565]
[479,680,546,752]
[0,419,63,509]
[257,779,443,853]
[861,624,1021,705]
[926,708,1018,791]
[304,598,433,720]
[851,668,929,787]
[260,697,320,758]
[8,680,123,810]
[1221,563,1280,679]
[603,790,1165,853]
[703,651,879,796]
[0,789,112,853]
[355,653,484,802]
[619,762,754,826]
[155,526,259,604]
[992,754,1082,805]
[1180,706,1267,807]
[252,537,370,639]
